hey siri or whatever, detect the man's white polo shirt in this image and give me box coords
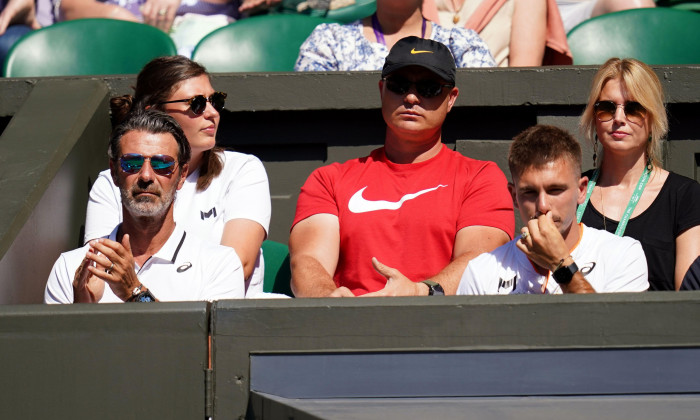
[458,224,649,295]
[45,224,244,303]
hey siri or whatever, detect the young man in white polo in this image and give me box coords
[458,124,648,295]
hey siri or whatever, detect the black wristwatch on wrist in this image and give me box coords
[126,285,156,302]
[130,290,156,302]
[421,280,445,296]
[552,261,579,285]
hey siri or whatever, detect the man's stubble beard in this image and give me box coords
[121,182,177,220]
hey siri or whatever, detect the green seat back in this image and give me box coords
[191,14,337,72]
[308,0,376,23]
[3,18,177,77]
[669,2,700,11]
[567,8,700,65]
[261,240,293,297]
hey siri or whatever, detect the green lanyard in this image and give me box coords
[576,166,651,236]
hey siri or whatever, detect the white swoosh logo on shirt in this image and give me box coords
[348,184,448,213]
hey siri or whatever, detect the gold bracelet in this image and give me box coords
[553,255,572,272]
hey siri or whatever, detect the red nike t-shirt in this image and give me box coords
[292,145,514,295]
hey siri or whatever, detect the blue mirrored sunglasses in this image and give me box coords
[119,154,177,176]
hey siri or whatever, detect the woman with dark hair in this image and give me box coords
[86,55,271,296]
[578,58,700,291]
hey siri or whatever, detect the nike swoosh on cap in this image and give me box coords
[410,48,433,54]
[348,184,448,213]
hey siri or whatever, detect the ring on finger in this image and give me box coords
[105,262,115,274]
[158,8,167,16]
[521,231,529,240]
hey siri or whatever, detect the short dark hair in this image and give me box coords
[508,125,581,179]
[108,109,191,167]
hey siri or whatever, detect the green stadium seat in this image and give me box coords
[191,14,337,72]
[308,0,376,23]
[3,19,177,77]
[567,8,700,65]
[668,2,700,11]
[261,240,293,297]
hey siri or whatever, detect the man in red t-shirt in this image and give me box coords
[290,36,514,297]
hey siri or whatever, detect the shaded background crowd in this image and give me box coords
[2,0,698,75]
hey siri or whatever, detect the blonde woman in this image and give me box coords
[578,58,700,290]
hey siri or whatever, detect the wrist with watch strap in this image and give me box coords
[126,284,156,302]
[421,280,445,296]
[551,256,579,285]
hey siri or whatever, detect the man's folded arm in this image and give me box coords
[290,213,351,297]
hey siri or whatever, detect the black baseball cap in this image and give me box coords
[381,36,456,84]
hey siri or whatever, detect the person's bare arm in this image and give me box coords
[220,218,266,281]
[675,225,700,290]
[364,225,510,297]
[592,0,655,18]
[60,0,139,22]
[239,0,281,14]
[140,0,181,32]
[290,214,353,297]
[508,0,546,66]
[0,0,40,36]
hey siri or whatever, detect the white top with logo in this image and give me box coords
[457,224,649,295]
[45,225,245,303]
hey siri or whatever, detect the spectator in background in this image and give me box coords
[54,0,281,56]
[85,56,271,298]
[578,58,700,291]
[238,0,281,14]
[458,125,648,295]
[422,0,572,67]
[290,37,513,297]
[0,0,40,67]
[295,0,495,71]
[557,0,655,33]
[46,110,245,304]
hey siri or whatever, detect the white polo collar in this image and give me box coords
[108,224,187,265]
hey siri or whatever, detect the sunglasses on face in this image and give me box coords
[119,154,177,176]
[594,100,646,125]
[383,77,454,98]
[158,91,227,116]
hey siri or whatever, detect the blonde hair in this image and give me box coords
[580,58,668,168]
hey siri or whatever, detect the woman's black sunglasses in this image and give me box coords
[383,77,454,98]
[159,91,227,116]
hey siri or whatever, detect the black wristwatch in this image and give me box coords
[552,261,579,285]
[127,285,156,303]
[421,280,445,296]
